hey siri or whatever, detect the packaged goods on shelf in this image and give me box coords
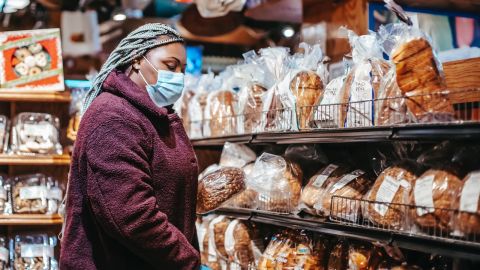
[10,113,63,155]
[219,142,256,168]
[0,174,11,215]
[13,233,58,270]
[362,162,418,230]
[0,235,8,270]
[300,164,351,217]
[379,23,455,123]
[454,170,480,236]
[203,215,230,270]
[319,169,372,220]
[312,75,347,128]
[375,68,409,126]
[187,72,216,139]
[248,153,303,214]
[197,167,246,214]
[11,174,64,215]
[67,86,89,142]
[204,90,238,137]
[327,239,348,270]
[0,116,9,154]
[224,219,264,269]
[0,29,64,92]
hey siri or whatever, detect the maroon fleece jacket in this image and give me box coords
[60,69,200,270]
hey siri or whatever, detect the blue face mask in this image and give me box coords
[139,56,184,108]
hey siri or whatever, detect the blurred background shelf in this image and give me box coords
[0,154,71,165]
[0,91,71,103]
[0,214,62,225]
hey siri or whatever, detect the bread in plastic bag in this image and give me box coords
[409,167,462,232]
[188,72,216,138]
[300,164,350,216]
[288,43,327,129]
[0,116,9,154]
[315,169,372,220]
[257,232,286,270]
[204,90,238,137]
[312,75,347,128]
[340,30,392,128]
[375,68,409,126]
[348,243,371,270]
[379,23,455,123]
[224,219,264,269]
[197,167,246,214]
[205,215,230,270]
[0,235,8,270]
[197,215,215,265]
[363,163,418,230]
[13,233,58,270]
[453,170,480,236]
[11,113,63,155]
[249,153,303,213]
[0,175,11,215]
[219,142,257,168]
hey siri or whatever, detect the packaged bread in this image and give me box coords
[348,243,372,270]
[0,175,11,215]
[13,233,58,270]
[409,168,462,232]
[224,220,263,269]
[0,235,8,270]
[375,68,409,126]
[318,170,372,220]
[0,116,9,153]
[454,170,480,235]
[188,72,216,138]
[249,153,303,213]
[265,231,297,270]
[379,23,454,122]
[327,240,348,270]
[205,216,230,270]
[219,142,257,169]
[290,231,323,270]
[340,30,392,128]
[288,43,327,129]
[242,84,268,133]
[197,167,246,214]
[197,215,214,265]
[204,90,238,137]
[257,232,287,270]
[300,164,350,216]
[363,163,418,230]
[312,75,347,128]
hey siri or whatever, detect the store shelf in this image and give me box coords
[0,91,71,102]
[214,208,480,261]
[190,123,480,146]
[0,214,62,225]
[0,154,71,165]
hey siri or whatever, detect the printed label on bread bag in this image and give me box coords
[276,252,288,263]
[414,175,435,216]
[296,246,310,255]
[224,219,239,257]
[0,188,6,201]
[374,176,401,216]
[21,244,54,258]
[460,171,480,213]
[330,170,365,194]
[0,247,7,262]
[208,216,225,262]
[48,187,63,201]
[312,164,339,188]
[316,77,344,125]
[19,186,48,200]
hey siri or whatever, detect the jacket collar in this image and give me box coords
[102,69,171,120]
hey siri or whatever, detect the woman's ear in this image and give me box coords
[132,58,142,71]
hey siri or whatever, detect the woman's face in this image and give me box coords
[135,40,186,86]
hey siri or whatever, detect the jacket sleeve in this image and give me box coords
[85,118,200,270]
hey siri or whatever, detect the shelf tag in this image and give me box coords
[374,176,401,216]
[312,164,338,188]
[330,170,364,193]
[414,175,435,216]
[460,171,480,213]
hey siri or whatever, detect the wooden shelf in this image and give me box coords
[0,91,71,103]
[0,154,71,165]
[0,214,62,225]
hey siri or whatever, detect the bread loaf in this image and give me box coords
[454,171,480,235]
[257,233,286,270]
[392,38,454,121]
[290,71,324,129]
[410,168,462,232]
[363,164,417,229]
[207,90,237,137]
[375,69,408,126]
[224,220,261,269]
[243,84,268,133]
[197,167,246,214]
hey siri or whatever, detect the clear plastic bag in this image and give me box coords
[0,116,9,154]
[11,174,62,215]
[378,22,455,123]
[0,175,11,215]
[257,232,287,270]
[204,90,238,138]
[13,233,58,270]
[453,170,480,236]
[249,153,303,214]
[197,167,246,214]
[205,215,230,270]
[288,43,328,129]
[67,87,89,141]
[340,30,392,128]
[300,164,350,217]
[363,162,418,230]
[188,72,216,139]
[219,142,256,168]
[317,169,372,220]
[197,215,215,265]
[11,113,62,155]
[375,68,409,126]
[312,75,347,128]
[0,235,8,270]
[348,243,371,270]
[224,220,264,270]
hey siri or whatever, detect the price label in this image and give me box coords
[414,175,435,216]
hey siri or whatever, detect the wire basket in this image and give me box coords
[329,196,480,244]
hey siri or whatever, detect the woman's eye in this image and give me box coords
[166,64,177,71]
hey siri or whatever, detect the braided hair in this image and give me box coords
[82,23,184,113]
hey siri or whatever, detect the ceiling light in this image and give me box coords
[282,26,295,38]
[113,13,127,21]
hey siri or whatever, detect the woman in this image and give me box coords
[60,24,200,270]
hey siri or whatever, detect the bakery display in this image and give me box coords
[219,142,257,169]
[11,113,63,155]
[188,91,209,138]
[205,90,237,137]
[410,168,463,232]
[243,84,268,133]
[290,70,324,129]
[375,68,409,126]
[301,164,350,216]
[312,76,347,128]
[13,233,58,270]
[197,167,246,214]
[224,220,263,269]
[0,29,64,92]
[319,170,372,220]
[454,170,480,235]
[363,164,418,230]
[0,116,9,154]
